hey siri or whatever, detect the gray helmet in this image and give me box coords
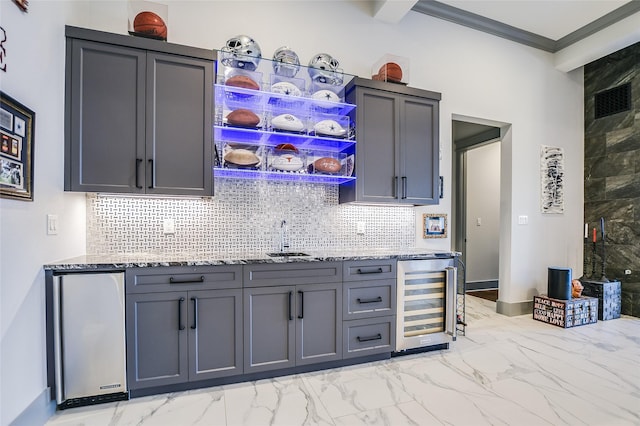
[272,46,300,78]
[308,53,343,85]
[220,35,262,71]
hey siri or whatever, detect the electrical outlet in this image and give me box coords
[47,214,59,235]
[356,222,366,235]
[163,219,175,234]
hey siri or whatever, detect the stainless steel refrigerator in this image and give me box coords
[53,272,128,408]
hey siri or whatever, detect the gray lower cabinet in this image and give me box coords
[243,262,343,374]
[343,316,395,358]
[243,282,343,374]
[340,78,441,205]
[243,285,295,373]
[64,26,213,196]
[342,260,397,357]
[126,291,188,389]
[126,266,243,390]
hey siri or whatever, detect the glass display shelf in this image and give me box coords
[215,84,357,117]
[214,125,355,153]
[213,167,356,184]
[213,56,356,185]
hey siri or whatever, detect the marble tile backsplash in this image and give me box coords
[86,179,415,255]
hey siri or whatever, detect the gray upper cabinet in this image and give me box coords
[340,78,441,205]
[64,26,213,196]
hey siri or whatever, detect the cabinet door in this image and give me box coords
[126,292,188,390]
[351,87,400,203]
[296,282,342,365]
[399,96,439,204]
[243,286,296,373]
[66,39,146,193]
[188,289,243,381]
[146,53,213,196]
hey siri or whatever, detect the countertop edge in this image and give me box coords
[43,251,461,271]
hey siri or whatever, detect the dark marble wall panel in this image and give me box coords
[584,135,606,158]
[584,41,640,317]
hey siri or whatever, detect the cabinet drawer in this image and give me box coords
[343,316,395,358]
[343,259,396,281]
[243,262,342,287]
[344,280,396,320]
[126,265,242,293]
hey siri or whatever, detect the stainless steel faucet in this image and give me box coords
[280,220,290,252]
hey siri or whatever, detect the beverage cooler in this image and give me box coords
[395,258,458,352]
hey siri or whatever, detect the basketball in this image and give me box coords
[133,11,167,40]
[377,62,403,83]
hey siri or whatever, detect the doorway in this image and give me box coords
[452,117,502,303]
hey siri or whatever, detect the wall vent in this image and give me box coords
[594,83,631,119]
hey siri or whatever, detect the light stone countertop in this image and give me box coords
[43,248,460,271]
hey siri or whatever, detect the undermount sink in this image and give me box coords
[267,252,310,257]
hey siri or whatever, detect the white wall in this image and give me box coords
[466,142,500,283]
[0,1,585,423]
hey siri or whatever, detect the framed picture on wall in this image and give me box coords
[1,91,35,201]
[423,213,447,238]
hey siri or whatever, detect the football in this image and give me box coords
[133,11,167,40]
[270,153,304,171]
[224,148,260,167]
[226,109,260,127]
[274,143,299,153]
[271,113,305,132]
[310,157,342,174]
[225,75,260,90]
[271,82,302,97]
[314,119,347,137]
[311,89,340,103]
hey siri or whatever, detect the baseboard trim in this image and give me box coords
[466,280,498,291]
[496,300,533,316]
[9,388,56,426]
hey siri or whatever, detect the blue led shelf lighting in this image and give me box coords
[214,56,357,184]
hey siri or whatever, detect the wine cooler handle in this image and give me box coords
[445,266,458,340]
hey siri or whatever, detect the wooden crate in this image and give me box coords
[533,295,598,328]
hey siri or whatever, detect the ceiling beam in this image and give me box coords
[411,0,640,55]
[411,0,556,52]
[373,0,419,24]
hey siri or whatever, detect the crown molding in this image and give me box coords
[411,0,640,53]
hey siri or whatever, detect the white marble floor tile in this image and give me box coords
[223,375,333,426]
[302,362,413,418]
[46,295,640,426]
[332,401,441,426]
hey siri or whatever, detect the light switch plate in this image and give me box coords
[518,215,528,225]
[47,214,59,235]
[356,222,366,235]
